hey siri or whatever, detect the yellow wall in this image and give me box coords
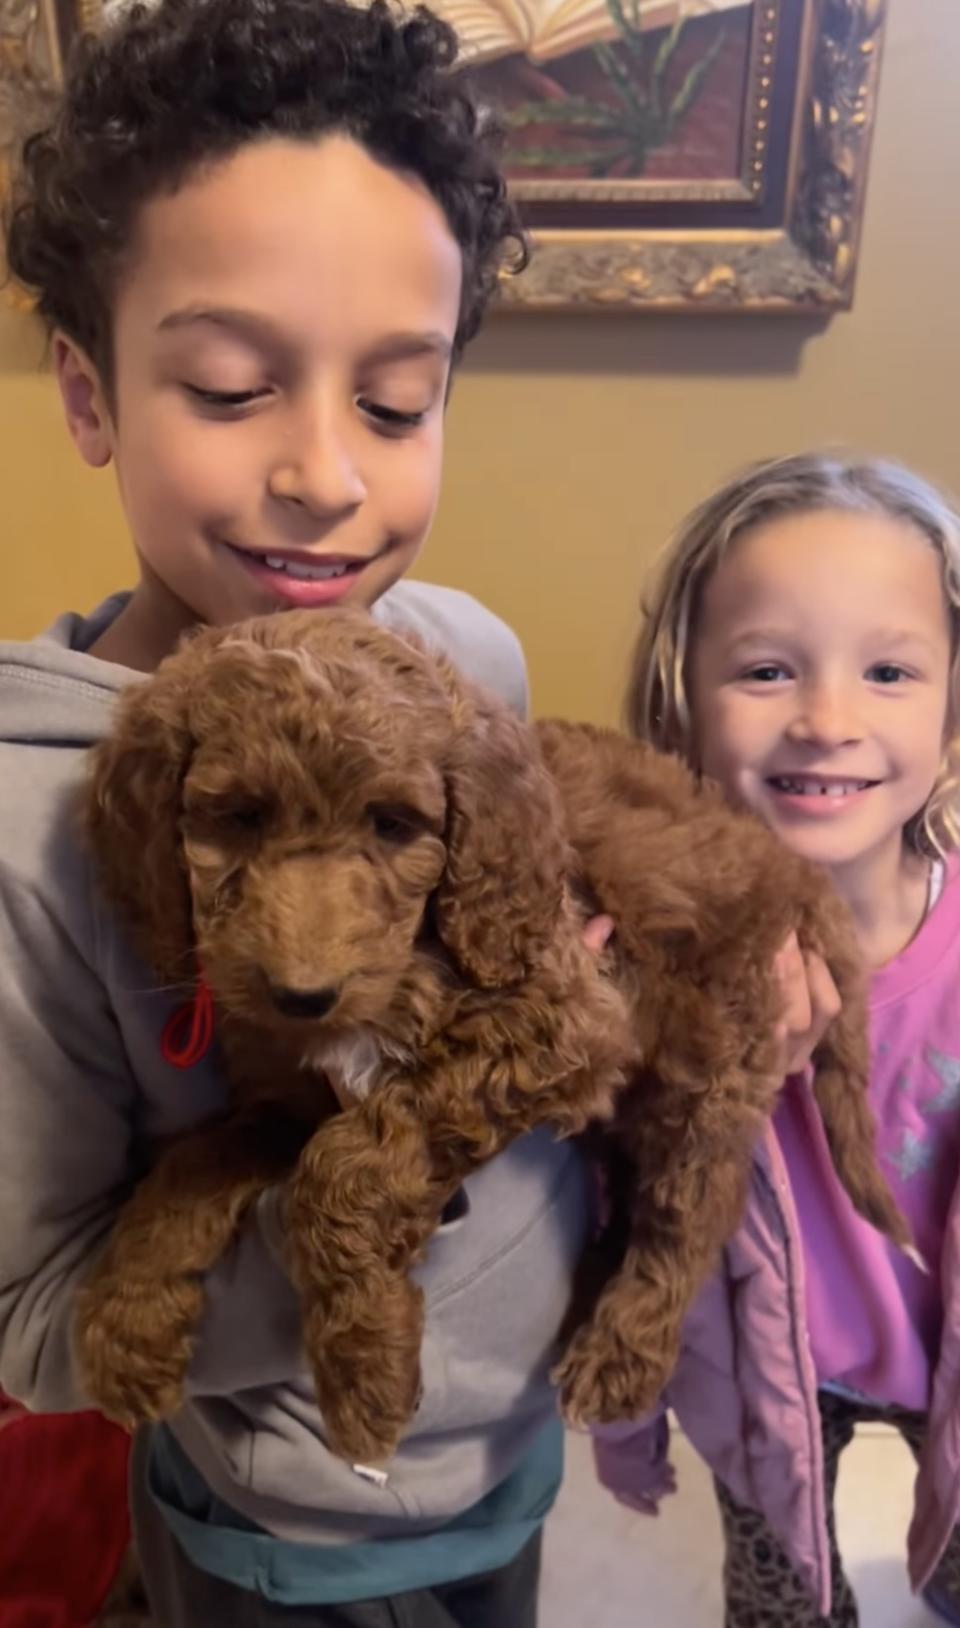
[2,0,958,723]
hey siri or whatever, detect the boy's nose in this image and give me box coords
[268,409,367,518]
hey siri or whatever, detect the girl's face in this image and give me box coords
[689,508,952,877]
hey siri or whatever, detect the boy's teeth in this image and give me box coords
[262,555,349,580]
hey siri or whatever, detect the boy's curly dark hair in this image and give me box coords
[6,0,526,382]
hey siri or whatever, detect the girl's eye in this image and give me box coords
[742,663,789,683]
[868,663,909,684]
[358,398,427,432]
[186,386,266,410]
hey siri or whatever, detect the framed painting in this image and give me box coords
[437,0,888,311]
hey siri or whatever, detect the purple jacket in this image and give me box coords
[594,1126,960,1614]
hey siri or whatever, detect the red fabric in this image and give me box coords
[0,1393,131,1627]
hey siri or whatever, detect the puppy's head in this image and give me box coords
[88,608,568,1051]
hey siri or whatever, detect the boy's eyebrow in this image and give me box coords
[362,332,453,365]
[156,305,452,362]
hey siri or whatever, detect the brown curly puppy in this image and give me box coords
[535,719,910,1424]
[75,609,907,1463]
[74,609,631,1463]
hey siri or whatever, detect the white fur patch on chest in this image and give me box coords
[305,1029,398,1102]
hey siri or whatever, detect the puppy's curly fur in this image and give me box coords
[536,720,909,1421]
[74,610,631,1462]
[75,610,908,1462]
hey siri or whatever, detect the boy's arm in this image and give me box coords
[0,864,306,1414]
[3,587,529,1415]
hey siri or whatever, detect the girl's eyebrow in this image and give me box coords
[722,627,796,650]
[156,305,452,364]
[867,628,941,655]
[723,627,940,657]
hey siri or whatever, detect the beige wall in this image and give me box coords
[2,0,958,723]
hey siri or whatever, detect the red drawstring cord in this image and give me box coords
[160,974,215,1068]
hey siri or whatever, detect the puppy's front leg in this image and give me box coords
[286,983,629,1463]
[284,1089,446,1465]
[75,1111,308,1427]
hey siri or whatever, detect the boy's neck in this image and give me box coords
[827,837,932,970]
[89,574,199,673]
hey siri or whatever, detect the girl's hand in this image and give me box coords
[583,914,615,956]
[583,918,838,1076]
[773,931,841,1075]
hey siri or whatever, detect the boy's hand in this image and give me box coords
[773,931,841,1076]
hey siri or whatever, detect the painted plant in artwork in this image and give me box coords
[431,0,752,185]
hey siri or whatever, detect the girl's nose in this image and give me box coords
[786,683,864,749]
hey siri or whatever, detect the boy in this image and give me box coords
[0,2,585,1622]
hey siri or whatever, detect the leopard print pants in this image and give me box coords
[713,1389,960,1627]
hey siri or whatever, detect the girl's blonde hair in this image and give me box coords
[626,450,960,857]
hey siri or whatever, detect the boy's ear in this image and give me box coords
[53,332,113,469]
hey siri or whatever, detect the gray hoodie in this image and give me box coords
[0,582,588,1544]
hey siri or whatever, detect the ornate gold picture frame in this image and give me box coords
[1,0,885,313]
[448,0,887,311]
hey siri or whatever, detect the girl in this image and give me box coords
[596,451,960,1626]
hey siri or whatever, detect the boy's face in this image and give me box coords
[56,135,463,668]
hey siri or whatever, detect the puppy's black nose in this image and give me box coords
[269,984,339,1020]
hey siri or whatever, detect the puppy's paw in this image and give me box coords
[302,1282,424,1465]
[552,1321,670,1427]
[74,1274,202,1427]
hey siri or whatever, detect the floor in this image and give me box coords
[541,1425,941,1627]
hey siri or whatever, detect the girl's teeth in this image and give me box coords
[262,555,349,580]
[774,778,870,798]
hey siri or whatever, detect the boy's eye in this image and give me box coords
[185,385,267,409]
[868,662,909,684]
[358,398,427,432]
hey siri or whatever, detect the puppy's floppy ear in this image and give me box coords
[435,685,569,989]
[86,654,197,986]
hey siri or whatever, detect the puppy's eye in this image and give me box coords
[368,803,427,845]
[224,803,267,833]
[185,799,268,837]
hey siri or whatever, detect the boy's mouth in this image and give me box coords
[262,555,353,581]
[229,544,372,581]
[223,542,383,607]
[766,775,879,800]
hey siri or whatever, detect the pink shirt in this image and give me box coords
[775,862,960,1411]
